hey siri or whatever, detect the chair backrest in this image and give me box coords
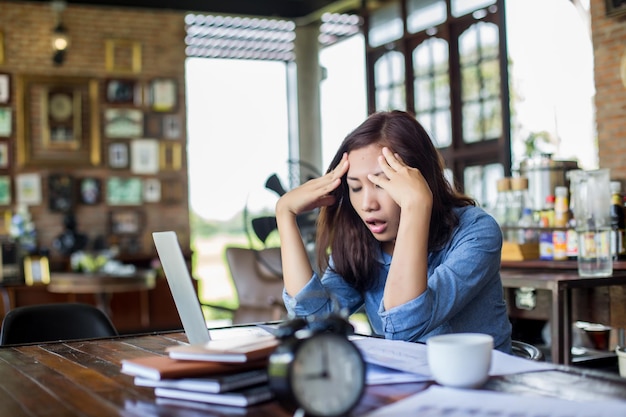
[511,339,544,361]
[224,246,286,324]
[0,303,118,345]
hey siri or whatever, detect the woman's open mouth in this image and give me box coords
[365,218,387,234]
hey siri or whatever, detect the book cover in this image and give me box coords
[121,355,267,380]
[154,384,274,407]
[166,335,279,363]
[133,368,268,393]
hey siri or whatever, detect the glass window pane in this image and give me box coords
[481,59,500,98]
[414,77,432,111]
[407,0,447,33]
[483,98,502,138]
[461,66,479,101]
[434,110,451,147]
[390,86,407,110]
[451,0,496,18]
[414,44,433,76]
[463,162,503,210]
[374,51,405,87]
[434,73,450,107]
[462,101,481,143]
[369,2,403,47]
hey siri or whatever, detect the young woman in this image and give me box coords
[276,110,512,352]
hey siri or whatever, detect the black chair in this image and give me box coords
[511,339,544,361]
[0,303,118,345]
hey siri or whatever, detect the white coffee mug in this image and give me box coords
[426,333,493,388]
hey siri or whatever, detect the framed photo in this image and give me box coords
[105,79,140,104]
[143,178,161,203]
[16,173,42,206]
[0,73,9,104]
[79,177,101,205]
[48,173,75,212]
[104,108,143,138]
[131,139,159,174]
[106,177,142,205]
[0,176,11,205]
[0,32,4,65]
[0,141,9,169]
[109,209,143,235]
[23,255,51,286]
[160,142,182,171]
[163,115,181,139]
[0,107,11,137]
[16,75,101,168]
[149,78,177,112]
[105,39,142,74]
[108,142,129,169]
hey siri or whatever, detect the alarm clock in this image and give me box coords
[268,315,366,417]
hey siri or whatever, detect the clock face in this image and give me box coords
[49,93,73,121]
[290,333,365,417]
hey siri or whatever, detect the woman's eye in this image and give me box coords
[350,187,361,193]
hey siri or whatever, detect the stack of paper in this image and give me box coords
[121,342,277,408]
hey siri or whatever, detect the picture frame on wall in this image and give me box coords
[104,108,143,138]
[16,173,42,206]
[606,0,626,17]
[144,114,163,138]
[0,107,11,137]
[0,141,9,169]
[106,177,142,205]
[163,115,181,139]
[105,39,142,74]
[160,142,182,171]
[0,32,4,66]
[105,78,140,105]
[149,78,177,112]
[48,173,75,213]
[0,176,11,205]
[109,209,143,235]
[143,178,161,203]
[0,73,9,104]
[17,75,101,168]
[23,255,51,286]
[108,142,129,169]
[131,139,159,174]
[79,177,101,205]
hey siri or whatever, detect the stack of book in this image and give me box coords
[121,335,279,407]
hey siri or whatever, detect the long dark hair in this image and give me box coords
[315,110,475,292]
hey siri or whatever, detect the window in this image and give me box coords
[364,0,509,205]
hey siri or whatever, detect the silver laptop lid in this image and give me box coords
[152,231,211,345]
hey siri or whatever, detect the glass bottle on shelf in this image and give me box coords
[517,207,538,244]
[539,195,555,260]
[566,182,578,260]
[553,186,569,260]
[610,181,626,260]
[494,177,514,241]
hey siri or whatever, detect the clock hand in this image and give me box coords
[320,343,330,378]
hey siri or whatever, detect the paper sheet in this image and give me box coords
[352,337,556,385]
[362,385,626,417]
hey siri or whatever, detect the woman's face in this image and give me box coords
[346,144,401,252]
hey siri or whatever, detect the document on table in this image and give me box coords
[362,385,626,417]
[352,337,556,385]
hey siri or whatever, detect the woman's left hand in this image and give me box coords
[367,147,433,210]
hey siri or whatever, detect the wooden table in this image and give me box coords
[1,330,626,416]
[500,266,626,364]
[47,271,156,321]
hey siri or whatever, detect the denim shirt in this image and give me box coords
[283,205,512,353]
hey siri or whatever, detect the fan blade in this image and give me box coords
[252,216,278,244]
[265,174,287,196]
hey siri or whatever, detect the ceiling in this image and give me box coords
[34,0,362,22]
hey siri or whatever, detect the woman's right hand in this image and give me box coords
[276,153,349,217]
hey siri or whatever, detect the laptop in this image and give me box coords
[153,231,212,345]
[152,231,277,345]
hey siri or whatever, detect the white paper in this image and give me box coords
[363,385,626,417]
[352,337,556,380]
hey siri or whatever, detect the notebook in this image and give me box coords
[152,231,278,346]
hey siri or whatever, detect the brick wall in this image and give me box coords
[592,0,626,181]
[0,1,190,260]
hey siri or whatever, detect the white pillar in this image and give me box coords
[293,22,323,185]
